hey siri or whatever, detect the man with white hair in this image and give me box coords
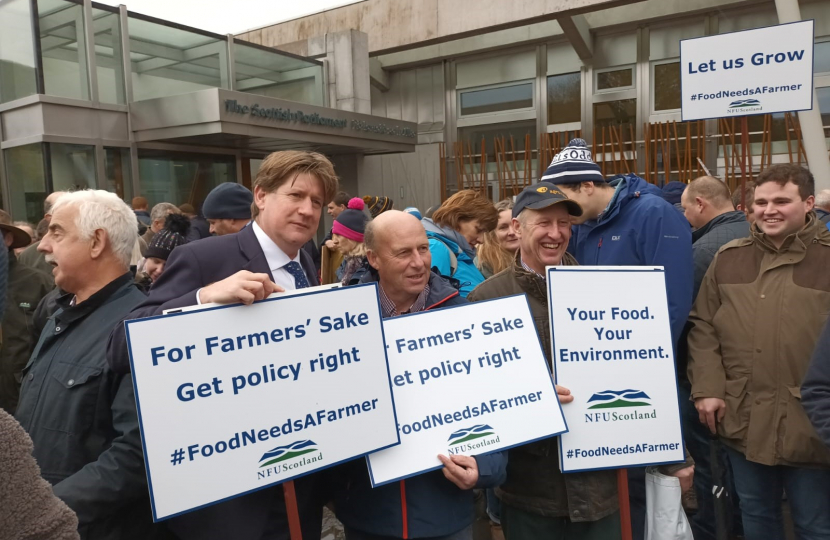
[18,190,66,279]
[14,190,156,540]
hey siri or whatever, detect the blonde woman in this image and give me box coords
[476,199,519,278]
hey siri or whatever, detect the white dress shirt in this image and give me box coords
[196,222,309,304]
[251,221,306,291]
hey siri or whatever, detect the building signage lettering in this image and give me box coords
[224,99,416,139]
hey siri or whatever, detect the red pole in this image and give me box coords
[283,480,303,540]
[618,468,633,540]
[739,116,750,209]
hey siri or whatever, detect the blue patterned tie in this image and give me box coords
[284,261,310,289]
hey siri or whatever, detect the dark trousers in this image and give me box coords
[678,385,742,540]
[501,503,620,540]
[725,446,830,540]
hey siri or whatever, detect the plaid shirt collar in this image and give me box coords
[519,255,546,280]
[378,283,431,318]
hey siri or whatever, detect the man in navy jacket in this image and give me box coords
[335,211,506,540]
[108,151,339,540]
[545,139,694,540]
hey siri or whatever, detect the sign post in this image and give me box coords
[125,284,400,521]
[367,295,568,486]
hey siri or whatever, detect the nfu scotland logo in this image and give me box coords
[257,440,323,480]
[447,424,500,455]
[728,99,762,113]
[585,390,656,423]
[587,389,651,409]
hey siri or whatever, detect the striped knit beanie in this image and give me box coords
[541,138,605,185]
[363,195,393,218]
[145,214,191,261]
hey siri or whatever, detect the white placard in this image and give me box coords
[548,267,684,472]
[125,284,399,520]
[367,295,568,486]
[680,20,814,121]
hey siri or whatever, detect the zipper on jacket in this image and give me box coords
[596,236,603,265]
[400,479,408,539]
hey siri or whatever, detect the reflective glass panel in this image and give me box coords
[104,147,133,201]
[547,72,581,125]
[596,68,633,91]
[593,99,637,130]
[128,17,227,102]
[92,7,125,104]
[815,42,830,75]
[0,0,38,103]
[4,144,47,222]
[818,87,830,139]
[137,151,235,208]
[38,0,90,100]
[49,143,96,191]
[459,83,533,116]
[654,62,681,111]
[234,42,323,105]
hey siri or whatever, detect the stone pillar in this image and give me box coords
[775,0,830,190]
[309,30,371,114]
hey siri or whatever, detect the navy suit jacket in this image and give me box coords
[107,224,322,540]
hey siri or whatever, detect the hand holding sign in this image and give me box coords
[198,270,282,304]
[438,454,479,490]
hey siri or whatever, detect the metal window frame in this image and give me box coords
[593,64,636,95]
[456,79,536,121]
[650,58,681,115]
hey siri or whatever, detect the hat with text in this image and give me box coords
[512,182,583,218]
[541,138,605,185]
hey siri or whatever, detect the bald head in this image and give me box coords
[365,210,431,309]
[816,189,830,212]
[681,176,736,229]
[365,210,425,252]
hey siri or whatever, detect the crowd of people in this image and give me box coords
[1,142,830,540]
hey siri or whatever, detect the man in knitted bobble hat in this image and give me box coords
[545,138,694,540]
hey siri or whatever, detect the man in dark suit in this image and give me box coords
[108,150,339,540]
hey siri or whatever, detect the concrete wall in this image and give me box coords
[360,143,442,214]
[370,63,444,143]
[237,0,642,56]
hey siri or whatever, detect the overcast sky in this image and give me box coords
[96,0,363,35]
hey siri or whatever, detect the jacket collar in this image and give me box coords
[750,212,826,254]
[55,272,134,326]
[511,250,578,304]
[359,270,460,311]
[692,210,747,243]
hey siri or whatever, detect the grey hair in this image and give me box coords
[150,202,180,223]
[50,190,138,268]
[816,189,830,211]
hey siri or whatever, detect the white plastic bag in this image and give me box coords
[644,467,694,540]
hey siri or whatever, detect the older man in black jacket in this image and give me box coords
[14,190,154,540]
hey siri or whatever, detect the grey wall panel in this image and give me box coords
[360,142,441,212]
[369,63,445,137]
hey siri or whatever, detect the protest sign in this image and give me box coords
[125,283,398,520]
[367,295,568,486]
[547,267,684,472]
[680,20,814,121]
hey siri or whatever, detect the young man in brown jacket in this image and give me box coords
[688,164,830,540]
